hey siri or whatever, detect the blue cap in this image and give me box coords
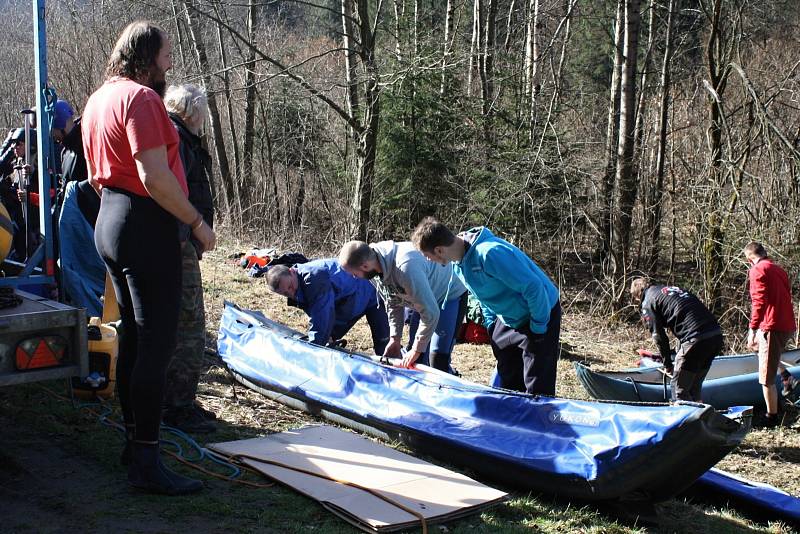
[52,99,74,130]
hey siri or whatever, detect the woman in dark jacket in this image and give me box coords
[162,84,217,433]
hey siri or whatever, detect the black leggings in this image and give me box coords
[95,188,182,442]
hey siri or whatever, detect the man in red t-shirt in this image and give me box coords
[82,21,214,496]
[744,241,796,426]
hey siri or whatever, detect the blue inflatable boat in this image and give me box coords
[575,350,800,409]
[218,303,750,504]
[697,469,800,524]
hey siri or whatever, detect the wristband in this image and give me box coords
[190,213,204,230]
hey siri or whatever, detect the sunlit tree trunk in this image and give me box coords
[646,0,678,269]
[182,0,235,217]
[351,0,380,241]
[523,0,540,136]
[481,0,497,142]
[598,0,624,262]
[610,0,642,285]
[241,0,258,202]
[440,0,455,95]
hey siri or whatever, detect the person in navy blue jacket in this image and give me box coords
[412,217,561,395]
[267,259,390,354]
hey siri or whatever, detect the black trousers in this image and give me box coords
[671,333,724,402]
[94,188,182,442]
[489,302,561,395]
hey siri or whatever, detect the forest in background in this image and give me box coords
[1,0,799,341]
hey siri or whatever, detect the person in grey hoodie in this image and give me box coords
[338,240,467,373]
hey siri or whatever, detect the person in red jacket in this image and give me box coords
[744,241,795,426]
[84,21,215,495]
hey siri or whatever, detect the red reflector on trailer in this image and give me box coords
[15,335,67,370]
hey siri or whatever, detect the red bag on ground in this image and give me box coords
[464,322,490,344]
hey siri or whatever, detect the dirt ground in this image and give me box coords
[0,242,798,533]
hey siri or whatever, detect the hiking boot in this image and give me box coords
[163,406,217,434]
[120,424,135,466]
[121,440,133,466]
[782,375,798,398]
[193,401,217,420]
[755,413,781,429]
[128,442,203,496]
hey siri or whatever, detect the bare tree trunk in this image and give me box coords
[440,0,455,95]
[182,0,234,217]
[258,93,280,230]
[481,0,497,143]
[503,0,516,52]
[482,0,496,113]
[241,0,258,200]
[170,0,188,70]
[646,0,678,269]
[701,0,729,312]
[632,0,655,162]
[610,0,642,283]
[393,0,404,60]
[214,13,241,175]
[294,164,306,227]
[523,0,540,136]
[413,0,419,57]
[352,0,380,241]
[342,0,360,142]
[554,0,577,104]
[467,0,482,97]
[598,0,624,261]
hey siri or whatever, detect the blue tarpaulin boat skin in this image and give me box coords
[218,303,750,503]
[697,469,800,524]
[575,350,800,409]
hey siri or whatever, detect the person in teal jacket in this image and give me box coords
[411,217,561,395]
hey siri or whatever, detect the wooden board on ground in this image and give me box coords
[209,425,507,532]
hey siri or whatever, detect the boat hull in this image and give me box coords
[218,303,750,503]
[576,351,800,409]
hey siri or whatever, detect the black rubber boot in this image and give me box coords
[193,401,217,420]
[162,405,217,434]
[120,424,135,466]
[128,442,203,495]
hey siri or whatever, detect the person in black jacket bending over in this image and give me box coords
[630,277,724,402]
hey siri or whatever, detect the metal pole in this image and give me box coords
[20,109,34,260]
[33,0,54,278]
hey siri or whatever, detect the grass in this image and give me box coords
[0,237,797,533]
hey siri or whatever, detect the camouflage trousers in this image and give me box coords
[164,241,207,408]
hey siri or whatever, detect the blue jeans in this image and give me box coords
[405,293,467,373]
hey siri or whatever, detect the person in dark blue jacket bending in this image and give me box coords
[267,259,390,354]
[412,217,561,395]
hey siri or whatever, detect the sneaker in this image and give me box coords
[193,401,217,420]
[163,406,217,434]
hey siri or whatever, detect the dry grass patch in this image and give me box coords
[197,239,800,529]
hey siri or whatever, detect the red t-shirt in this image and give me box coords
[748,258,796,332]
[82,78,187,197]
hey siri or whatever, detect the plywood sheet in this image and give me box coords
[209,425,507,532]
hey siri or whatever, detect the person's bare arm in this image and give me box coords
[85,159,102,197]
[134,146,215,253]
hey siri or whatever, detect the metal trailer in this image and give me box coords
[0,0,88,387]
